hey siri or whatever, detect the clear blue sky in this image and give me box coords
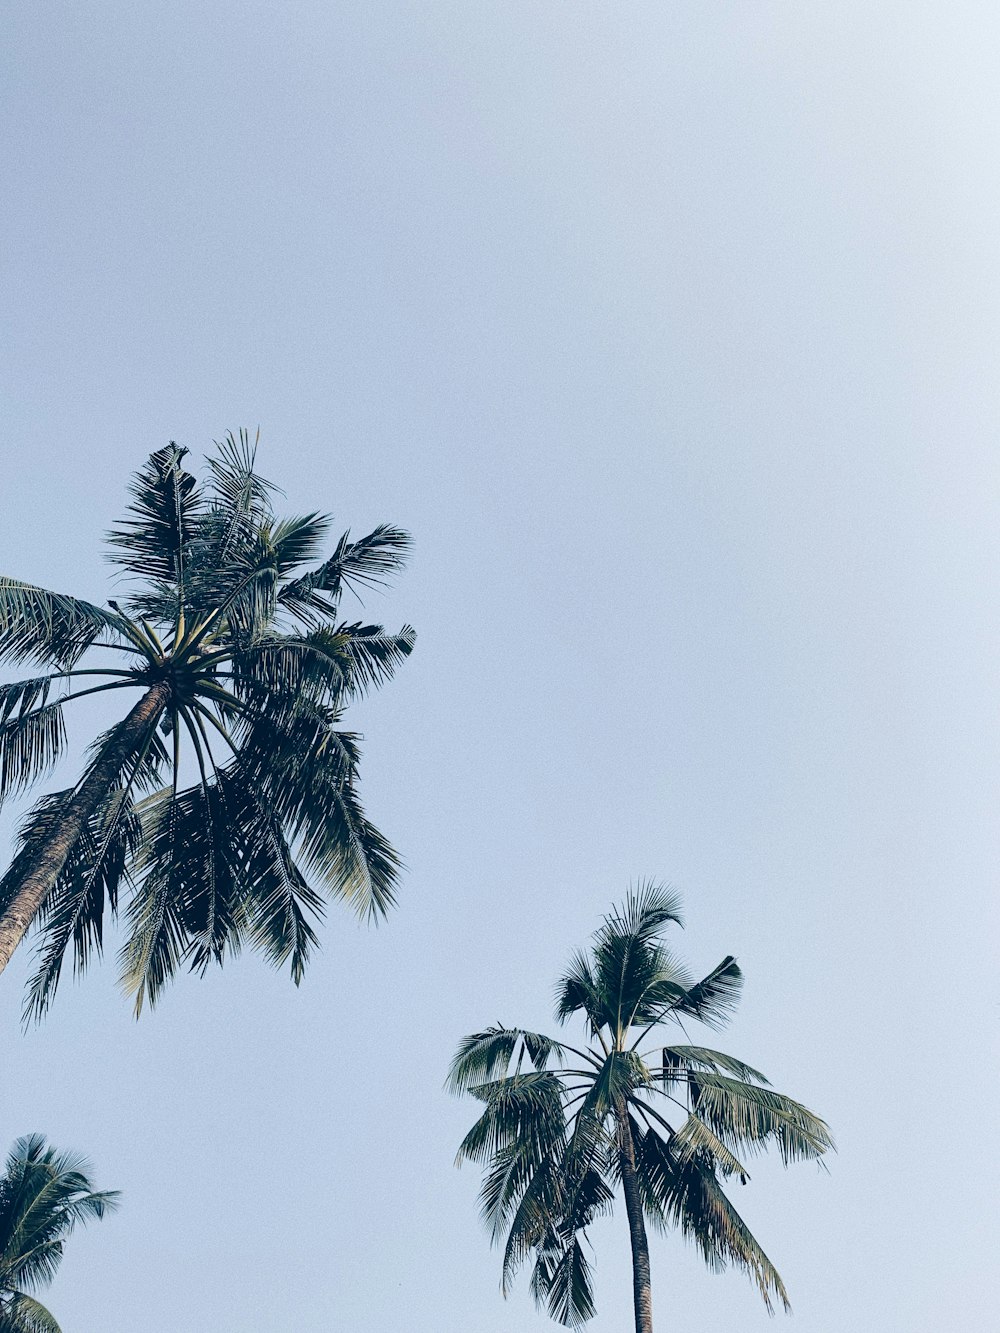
[2,3,998,1330]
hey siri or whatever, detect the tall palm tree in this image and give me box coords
[0,435,414,1016]
[0,1133,118,1333]
[449,885,833,1332]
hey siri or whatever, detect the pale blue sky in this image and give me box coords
[2,3,998,1330]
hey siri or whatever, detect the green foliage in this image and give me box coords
[0,1134,118,1332]
[0,434,414,1014]
[450,886,833,1327]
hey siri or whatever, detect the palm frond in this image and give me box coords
[448,1027,565,1094]
[670,956,743,1030]
[242,807,325,985]
[539,1236,596,1328]
[279,524,411,620]
[656,1045,770,1091]
[0,580,124,669]
[267,513,331,574]
[554,951,605,1030]
[501,1164,564,1293]
[205,430,275,548]
[669,1152,791,1312]
[590,883,689,1035]
[603,880,685,943]
[335,623,416,696]
[669,1113,751,1181]
[0,705,66,806]
[457,1072,566,1166]
[232,707,401,917]
[106,444,201,587]
[0,1293,63,1333]
[688,1073,834,1164]
[23,788,143,1023]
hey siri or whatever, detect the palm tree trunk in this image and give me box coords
[618,1108,654,1333]
[0,682,170,977]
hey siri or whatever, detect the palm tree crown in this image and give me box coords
[449,884,833,1332]
[0,435,414,1016]
[0,1133,118,1333]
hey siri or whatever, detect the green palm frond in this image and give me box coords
[23,788,143,1023]
[233,706,400,917]
[668,1114,751,1181]
[554,951,604,1030]
[667,1152,791,1313]
[448,1027,566,1093]
[657,1045,771,1087]
[279,523,411,620]
[243,811,325,986]
[205,431,275,549]
[0,581,123,669]
[670,956,743,1030]
[458,1073,566,1157]
[0,1292,62,1333]
[336,623,416,696]
[266,513,332,574]
[106,444,201,587]
[590,883,689,1035]
[539,1236,596,1328]
[688,1073,834,1164]
[119,767,325,1009]
[603,881,685,944]
[0,705,67,806]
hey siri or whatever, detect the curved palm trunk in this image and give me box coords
[0,682,170,977]
[618,1108,654,1333]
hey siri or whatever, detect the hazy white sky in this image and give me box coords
[2,3,998,1330]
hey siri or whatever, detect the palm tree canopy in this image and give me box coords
[0,1134,118,1333]
[449,883,833,1327]
[0,435,414,1015]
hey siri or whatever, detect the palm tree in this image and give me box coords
[0,435,414,1016]
[0,1133,118,1332]
[448,885,833,1332]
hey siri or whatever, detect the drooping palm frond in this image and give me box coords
[656,1045,771,1087]
[22,787,144,1023]
[0,581,125,670]
[646,1132,791,1313]
[687,1073,834,1165]
[538,1235,597,1328]
[0,1292,62,1333]
[0,705,66,806]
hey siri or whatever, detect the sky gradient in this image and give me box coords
[2,4,998,1330]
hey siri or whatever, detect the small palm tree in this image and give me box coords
[0,436,414,1015]
[449,885,833,1332]
[0,1133,118,1333]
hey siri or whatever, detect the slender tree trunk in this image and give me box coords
[0,681,170,977]
[618,1107,655,1333]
